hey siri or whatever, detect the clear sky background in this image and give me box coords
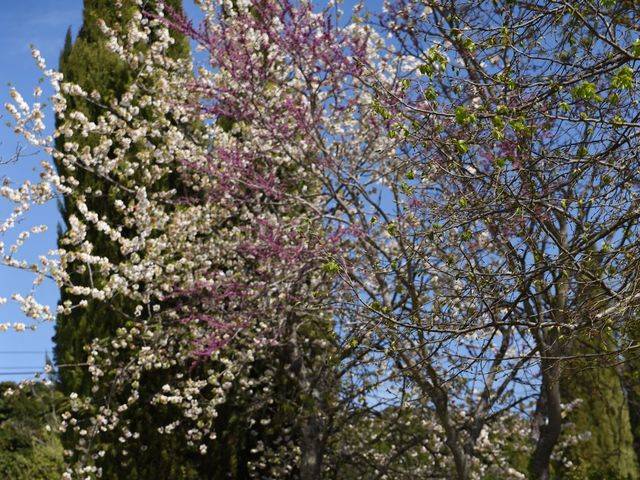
[0,0,83,382]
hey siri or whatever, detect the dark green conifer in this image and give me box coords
[558,343,638,479]
[54,0,189,397]
[623,321,640,463]
[52,3,211,478]
[0,382,64,480]
[555,257,639,479]
[53,2,339,477]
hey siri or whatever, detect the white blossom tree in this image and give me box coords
[2,0,640,479]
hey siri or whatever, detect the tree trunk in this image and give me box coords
[300,414,325,480]
[530,360,562,480]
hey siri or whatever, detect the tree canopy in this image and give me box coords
[1,0,640,478]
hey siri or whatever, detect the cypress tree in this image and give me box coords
[52,2,214,478]
[54,0,189,396]
[54,2,339,478]
[555,257,639,479]
[623,320,640,463]
[558,342,638,479]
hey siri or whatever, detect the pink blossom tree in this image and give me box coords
[3,0,640,479]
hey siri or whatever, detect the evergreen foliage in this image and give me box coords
[624,326,640,463]
[0,382,64,480]
[558,344,638,479]
[52,2,211,478]
[557,259,639,479]
[53,0,189,395]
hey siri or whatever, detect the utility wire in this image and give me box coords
[0,366,48,369]
[0,371,44,375]
[0,351,49,354]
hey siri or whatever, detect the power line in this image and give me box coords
[0,366,48,369]
[0,351,49,354]
[0,371,43,375]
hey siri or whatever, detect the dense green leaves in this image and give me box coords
[3,0,639,478]
[51,2,211,478]
[0,383,64,480]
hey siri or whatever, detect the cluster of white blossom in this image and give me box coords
[4,0,630,477]
[14,0,401,476]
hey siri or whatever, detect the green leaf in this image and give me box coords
[577,146,588,158]
[372,100,392,120]
[511,120,528,133]
[419,64,434,77]
[423,86,438,100]
[455,106,476,125]
[370,300,383,312]
[611,66,634,90]
[455,139,469,154]
[462,37,476,52]
[571,81,602,102]
[427,47,448,68]
[322,260,340,274]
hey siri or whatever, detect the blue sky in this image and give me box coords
[0,1,83,382]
